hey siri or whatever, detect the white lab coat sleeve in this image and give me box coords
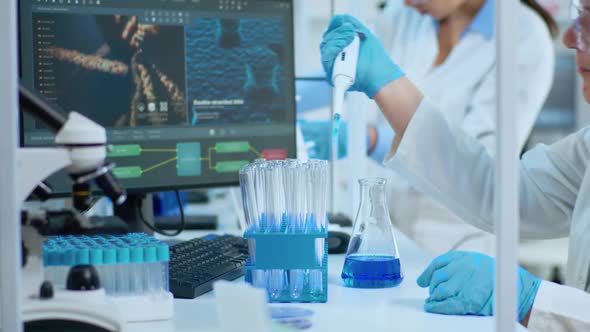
[384,100,590,239]
[460,9,555,155]
[527,281,590,332]
[366,0,405,163]
[456,66,497,154]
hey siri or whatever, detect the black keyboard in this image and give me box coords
[168,234,249,299]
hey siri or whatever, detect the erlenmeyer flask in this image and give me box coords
[341,178,403,288]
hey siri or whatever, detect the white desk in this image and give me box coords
[132,224,526,332]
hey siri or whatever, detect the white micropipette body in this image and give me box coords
[331,35,360,162]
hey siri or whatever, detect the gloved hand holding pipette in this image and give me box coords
[320,15,405,98]
[321,15,405,161]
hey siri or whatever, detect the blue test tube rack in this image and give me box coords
[243,223,328,303]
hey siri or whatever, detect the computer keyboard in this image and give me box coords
[168,234,249,299]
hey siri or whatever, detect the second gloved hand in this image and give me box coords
[298,119,348,160]
[416,251,541,322]
[320,15,405,98]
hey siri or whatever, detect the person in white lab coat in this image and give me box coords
[320,2,590,330]
[367,0,556,256]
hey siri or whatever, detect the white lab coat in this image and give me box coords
[369,1,555,255]
[384,99,590,331]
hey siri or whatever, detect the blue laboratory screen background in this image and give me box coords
[185,18,288,125]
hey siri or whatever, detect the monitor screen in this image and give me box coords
[19,0,296,194]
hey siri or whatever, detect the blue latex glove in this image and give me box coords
[320,14,405,98]
[298,119,348,160]
[416,251,541,322]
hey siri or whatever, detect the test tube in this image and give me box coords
[89,246,104,290]
[279,162,288,296]
[157,243,170,292]
[61,247,76,288]
[264,166,276,232]
[295,164,305,232]
[239,166,253,230]
[130,246,144,295]
[144,245,158,292]
[42,244,50,283]
[267,165,285,298]
[45,247,58,286]
[103,246,117,294]
[307,164,316,228]
[245,165,261,233]
[284,161,303,299]
[243,165,265,288]
[267,267,285,299]
[254,163,265,232]
[310,161,326,298]
[116,245,131,295]
[256,162,270,289]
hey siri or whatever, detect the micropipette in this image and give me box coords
[331,35,360,162]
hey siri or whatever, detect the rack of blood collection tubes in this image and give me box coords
[42,233,173,322]
[239,159,329,303]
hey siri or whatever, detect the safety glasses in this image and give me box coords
[572,0,590,52]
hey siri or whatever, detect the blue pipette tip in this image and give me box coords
[332,113,341,139]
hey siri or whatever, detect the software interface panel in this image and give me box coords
[20,0,296,192]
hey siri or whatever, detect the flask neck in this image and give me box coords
[359,180,385,200]
[358,182,388,216]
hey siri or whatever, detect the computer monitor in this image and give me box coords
[18,0,296,227]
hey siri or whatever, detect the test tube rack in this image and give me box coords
[243,223,328,303]
[42,233,173,322]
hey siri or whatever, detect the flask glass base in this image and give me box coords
[341,255,403,288]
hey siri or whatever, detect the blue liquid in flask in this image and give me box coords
[341,255,403,288]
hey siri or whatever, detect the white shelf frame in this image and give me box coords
[496,0,520,331]
[0,0,22,331]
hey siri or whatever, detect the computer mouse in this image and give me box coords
[327,213,353,227]
[327,231,350,254]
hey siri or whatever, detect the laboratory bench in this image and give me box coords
[128,218,528,332]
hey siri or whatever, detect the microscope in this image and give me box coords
[18,85,128,332]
